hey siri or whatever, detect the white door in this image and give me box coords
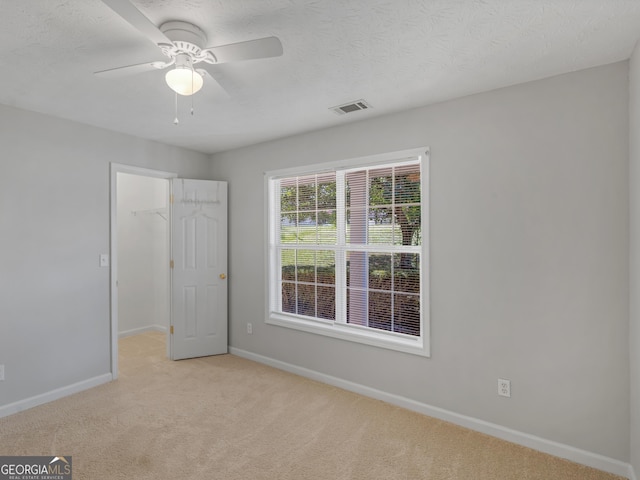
[170,179,228,360]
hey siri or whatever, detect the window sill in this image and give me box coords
[266,312,430,357]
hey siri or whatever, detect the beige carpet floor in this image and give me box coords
[0,332,625,480]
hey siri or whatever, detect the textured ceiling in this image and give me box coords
[1,0,640,154]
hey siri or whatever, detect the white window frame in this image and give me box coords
[264,147,430,357]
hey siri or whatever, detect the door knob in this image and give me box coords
[219,273,226,280]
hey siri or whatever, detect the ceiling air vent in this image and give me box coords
[330,99,372,115]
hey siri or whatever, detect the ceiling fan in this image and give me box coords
[95,0,283,97]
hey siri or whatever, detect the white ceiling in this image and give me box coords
[2,1,640,154]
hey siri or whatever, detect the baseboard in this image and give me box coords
[230,347,633,479]
[118,324,166,338]
[0,373,112,419]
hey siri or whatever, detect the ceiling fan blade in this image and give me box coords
[101,0,171,46]
[94,61,161,78]
[207,36,283,64]
[197,68,231,99]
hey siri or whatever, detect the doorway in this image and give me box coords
[110,164,177,379]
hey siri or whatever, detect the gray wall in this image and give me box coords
[630,42,640,478]
[0,105,211,407]
[212,62,630,461]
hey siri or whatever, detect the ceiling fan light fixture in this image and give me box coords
[165,54,203,96]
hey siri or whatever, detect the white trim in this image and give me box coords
[630,465,638,480]
[0,373,112,419]
[118,325,167,338]
[229,347,634,479]
[267,313,426,356]
[264,146,429,178]
[109,163,177,379]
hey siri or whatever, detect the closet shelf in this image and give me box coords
[131,208,167,220]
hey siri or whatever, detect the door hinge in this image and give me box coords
[170,325,174,335]
[170,194,174,204]
[170,260,174,269]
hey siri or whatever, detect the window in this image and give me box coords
[266,148,429,356]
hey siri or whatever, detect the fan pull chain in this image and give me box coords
[190,65,195,116]
[173,92,179,125]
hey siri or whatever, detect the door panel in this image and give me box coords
[206,218,218,268]
[183,217,197,269]
[171,179,228,360]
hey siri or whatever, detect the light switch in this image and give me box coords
[99,254,110,267]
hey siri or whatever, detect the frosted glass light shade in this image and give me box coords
[165,68,203,96]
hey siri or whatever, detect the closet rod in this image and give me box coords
[131,208,167,220]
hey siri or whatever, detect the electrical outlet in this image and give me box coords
[247,323,253,334]
[498,378,511,397]
[0,364,5,381]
